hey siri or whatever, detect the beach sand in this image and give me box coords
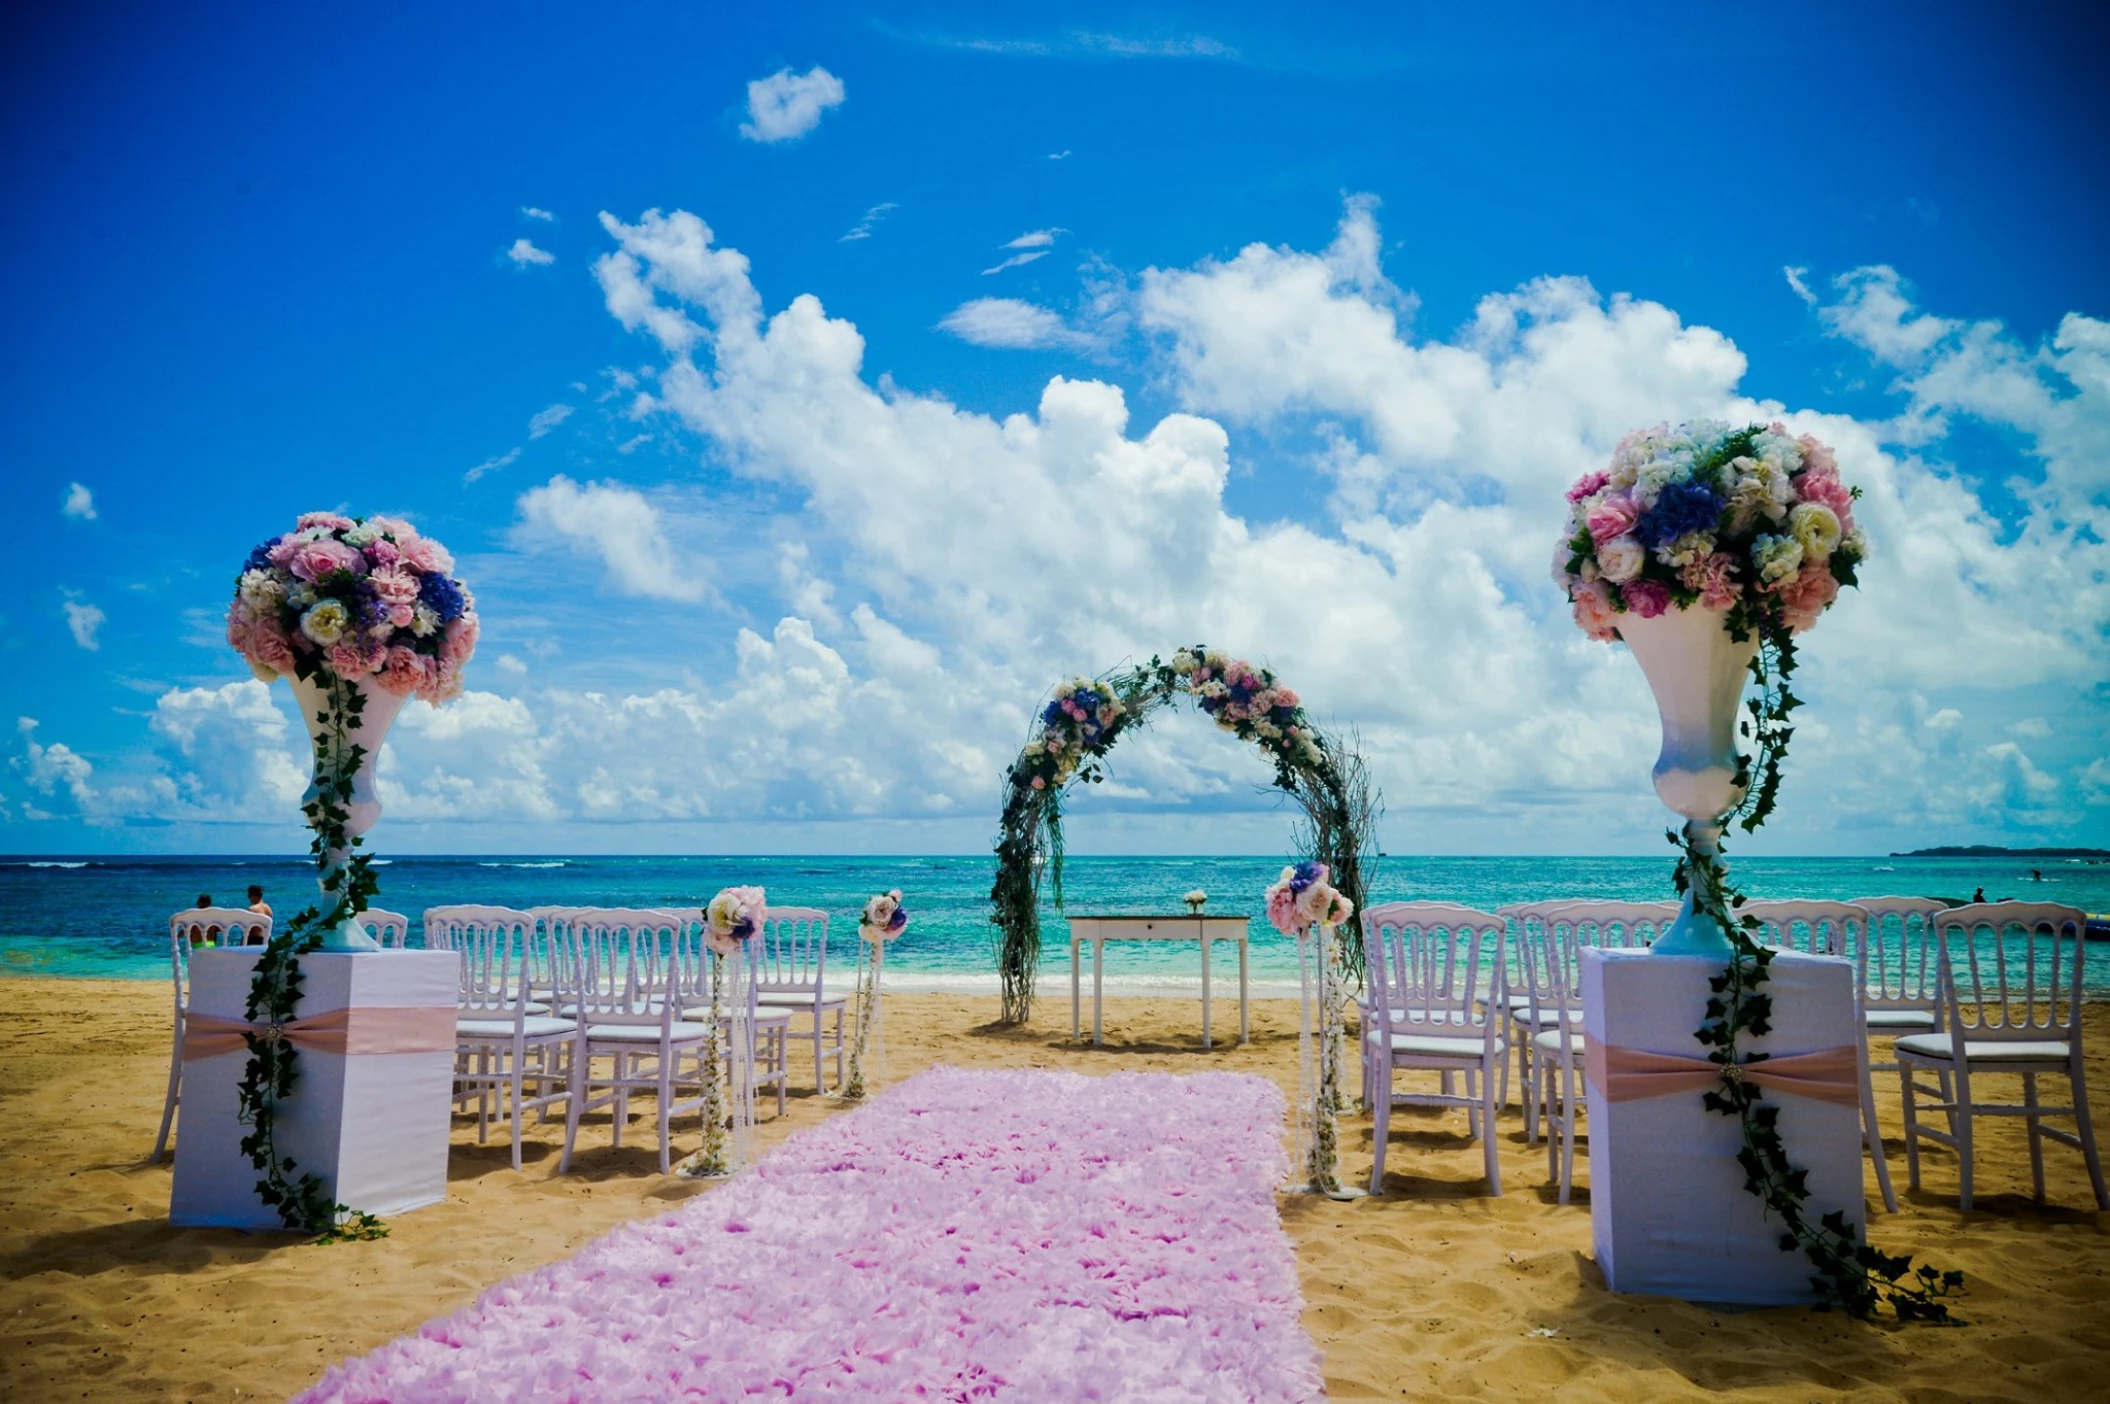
[2,977,2106,1402]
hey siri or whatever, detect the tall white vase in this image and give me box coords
[288,673,410,952]
[1616,605,1758,958]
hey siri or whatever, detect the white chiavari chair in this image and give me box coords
[451,906,575,1171]
[151,907,271,1161]
[354,907,410,949]
[1899,903,2106,1210]
[753,906,847,1094]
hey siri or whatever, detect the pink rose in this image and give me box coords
[251,618,298,675]
[296,511,356,533]
[387,602,414,628]
[266,533,302,567]
[1679,552,1741,612]
[369,566,421,606]
[1275,687,1299,708]
[289,538,365,583]
[375,645,428,696]
[1586,493,1640,545]
[364,538,401,567]
[1566,470,1610,504]
[1795,468,1856,534]
[1621,579,1673,619]
[1569,579,1619,642]
[398,535,454,574]
[441,613,479,666]
[1779,566,1841,633]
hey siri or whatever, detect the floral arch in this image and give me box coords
[990,646,1380,1023]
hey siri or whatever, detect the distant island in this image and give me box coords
[1891,845,2110,858]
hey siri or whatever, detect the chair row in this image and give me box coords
[1357,899,2106,1214]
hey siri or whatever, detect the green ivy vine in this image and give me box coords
[236,667,388,1242]
[1670,603,1960,1321]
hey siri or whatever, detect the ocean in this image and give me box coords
[5,852,2108,996]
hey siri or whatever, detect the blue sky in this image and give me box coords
[3,2,2106,855]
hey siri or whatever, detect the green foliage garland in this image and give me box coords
[990,646,1380,1024]
[1671,606,1959,1320]
[235,668,387,1242]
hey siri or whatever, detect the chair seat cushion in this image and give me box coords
[458,1015,575,1040]
[1864,1009,1936,1030]
[754,993,848,1010]
[680,1007,793,1027]
[584,1021,712,1043]
[1532,1029,1586,1056]
[1894,1033,2071,1063]
[1365,1029,1504,1058]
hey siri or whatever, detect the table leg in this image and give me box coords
[1202,935,1213,1049]
[1239,937,1249,1045]
[1070,939,1080,1042]
[1093,938,1104,1047]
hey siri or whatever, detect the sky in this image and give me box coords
[2,1,2106,857]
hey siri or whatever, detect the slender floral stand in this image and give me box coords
[680,949,753,1179]
[842,938,886,1101]
[1290,923,1362,1199]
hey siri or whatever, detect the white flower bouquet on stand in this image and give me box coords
[1267,861,1357,1198]
[679,885,767,1179]
[842,890,908,1102]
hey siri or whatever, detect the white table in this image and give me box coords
[1067,914,1250,1048]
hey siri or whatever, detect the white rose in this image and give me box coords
[238,569,285,611]
[1788,502,1842,560]
[1596,535,1645,583]
[343,523,380,548]
[300,599,349,646]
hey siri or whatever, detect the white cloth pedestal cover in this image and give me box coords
[1581,947,1864,1304]
[170,949,459,1230]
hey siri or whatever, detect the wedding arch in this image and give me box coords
[989,646,1380,1023]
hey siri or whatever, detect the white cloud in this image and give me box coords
[1819,266,1955,365]
[497,654,529,677]
[522,206,555,222]
[148,681,306,814]
[13,718,95,813]
[516,475,707,602]
[62,598,104,651]
[983,249,1050,276]
[507,238,555,267]
[465,446,522,484]
[1048,150,1072,161]
[840,202,898,242]
[1004,229,1064,250]
[1784,265,1815,306]
[61,482,95,520]
[936,297,1096,351]
[527,403,574,439]
[738,65,845,143]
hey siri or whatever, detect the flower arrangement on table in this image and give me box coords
[228,512,480,700]
[220,511,480,1242]
[1182,889,1208,914]
[681,885,769,1179]
[1266,861,1357,1198]
[843,890,908,1102]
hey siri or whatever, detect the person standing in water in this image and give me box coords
[1971,885,1987,903]
[240,884,273,946]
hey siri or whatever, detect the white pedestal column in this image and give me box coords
[1581,947,1864,1304]
[170,949,459,1230]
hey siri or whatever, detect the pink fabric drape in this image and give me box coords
[181,1006,456,1060]
[1583,1034,1861,1107]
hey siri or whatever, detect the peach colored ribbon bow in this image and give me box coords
[181,1006,457,1061]
[1584,1034,1862,1107]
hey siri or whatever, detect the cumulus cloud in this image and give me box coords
[148,681,306,814]
[937,297,1095,351]
[62,598,104,650]
[528,403,574,439]
[62,482,95,520]
[516,475,707,602]
[12,718,96,814]
[739,65,845,143]
[507,238,555,267]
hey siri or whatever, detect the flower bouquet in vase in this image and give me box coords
[1267,861,1357,1198]
[842,890,908,1101]
[228,512,479,951]
[679,886,767,1178]
[1554,422,1862,956]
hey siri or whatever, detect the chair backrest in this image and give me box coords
[563,908,684,1026]
[1362,904,1505,1036]
[1933,902,2088,1041]
[426,904,527,952]
[754,906,830,994]
[356,907,410,949]
[1846,896,1946,1010]
[1514,912,1582,1024]
[1545,900,1676,951]
[167,907,272,1008]
[1742,899,1863,958]
[449,907,538,1016]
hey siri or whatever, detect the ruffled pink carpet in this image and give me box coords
[298,1067,1321,1402]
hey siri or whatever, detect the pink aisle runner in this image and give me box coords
[299,1067,1322,1402]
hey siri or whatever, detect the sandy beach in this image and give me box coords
[2,977,2106,1402]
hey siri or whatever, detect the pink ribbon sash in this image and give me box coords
[1583,1034,1861,1107]
[182,1006,457,1061]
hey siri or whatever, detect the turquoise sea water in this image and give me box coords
[4,852,2107,995]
